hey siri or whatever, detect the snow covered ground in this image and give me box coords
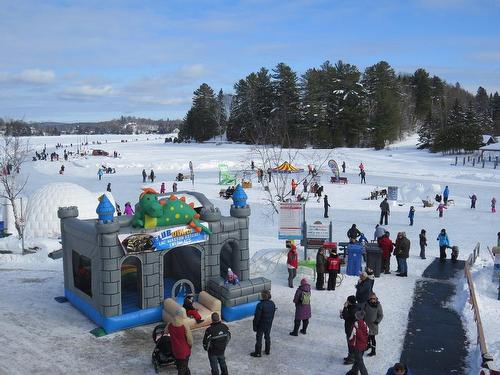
[0,134,499,374]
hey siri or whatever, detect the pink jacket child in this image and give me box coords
[160,182,166,194]
[225,268,240,285]
[436,203,447,218]
[492,197,497,213]
[124,202,134,216]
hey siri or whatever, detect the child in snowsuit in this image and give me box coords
[160,182,165,194]
[437,229,450,261]
[326,250,341,291]
[224,268,240,286]
[492,197,497,213]
[419,229,427,259]
[436,203,447,218]
[408,206,415,226]
[183,294,204,324]
[124,202,134,216]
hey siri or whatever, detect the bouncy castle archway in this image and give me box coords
[220,240,240,278]
[163,246,201,298]
[121,256,143,313]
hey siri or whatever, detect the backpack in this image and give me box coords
[300,291,311,305]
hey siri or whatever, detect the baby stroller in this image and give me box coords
[151,323,176,373]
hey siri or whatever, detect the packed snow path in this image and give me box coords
[400,258,468,374]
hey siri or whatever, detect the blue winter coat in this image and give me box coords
[355,278,372,306]
[437,233,449,247]
[293,281,312,320]
[408,209,415,219]
[443,186,449,199]
[386,365,413,375]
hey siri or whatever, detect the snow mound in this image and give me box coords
[24,183,115,239]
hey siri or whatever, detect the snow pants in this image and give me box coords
[350,348,368,375]
[288,268,297,288]
[327,270,338,290]
[255,327,271,355]
[186,309,201,321]
[439,245,447,260]
[316,272,324,290]
[379,212,388,225]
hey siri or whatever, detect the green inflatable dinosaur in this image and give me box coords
[132,188,211,234]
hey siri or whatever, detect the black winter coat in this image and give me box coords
[347,227,361,239]
[396,237,411,258]
[342,304,357,336]
[203,322,231,356]
[316,251,326,273]
[380,200,390,213]
[253,300,276,331]
[355,279,372,306]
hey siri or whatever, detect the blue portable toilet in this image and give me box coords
[346,243,363,276]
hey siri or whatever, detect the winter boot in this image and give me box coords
[367,347,376,357]
[290,320,300,336]
[250,352,262,358]
[265,343,270,355]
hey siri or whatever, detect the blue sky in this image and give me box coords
[1,0,499,122]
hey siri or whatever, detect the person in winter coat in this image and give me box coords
[291,179,298,196]
[374,224,386,241]
[315,248,326,290]
[378,232,394,274]
[364,293,383,357]
[347,310,369,375]
[173,181,178,192]
[324,195,330,218]
[97,168,103,180]
[355,272,372,307]
[290,278,312,336]
[160,182,166,194]
[203,312,231,375]
[115,203,122,216]
[385,362,414,375]
[183,294,204,324]
[342,161,346,173]
[492,197,497,213]
[106,183,111,192]
[395,232,410,277]
[443,186,450,204]
[142,169,147,183]
[497,231,500,247]
[327,250,341,291]
[419,229,427,259]
[250,290,276,357]
[124,202,134,216]
[150,169,155,183]
[359,169,366,184]
[316,185,324,202]
[436,202,447,218]
[267,167,272,183]
[286,241,298,288]
[437,228,450,261]
[341,295,358,365]
[408,206,415,226]
[379,198,390,225]
[469,194,477,209]
[347,224,362,241]
[359,162,364,172]
[168,309,193,375]
[365,267,375,291]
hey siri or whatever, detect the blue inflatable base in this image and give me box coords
[65,289,162,334]
[222,301,259,322]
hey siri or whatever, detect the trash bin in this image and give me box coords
[365,243,382,277]
[346,243,363,276]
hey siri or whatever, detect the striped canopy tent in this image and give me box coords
[272,161,304,173]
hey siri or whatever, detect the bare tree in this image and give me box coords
[251,134,333,215]
[0,135,30,240]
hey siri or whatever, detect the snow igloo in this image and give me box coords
[23,183,115,239]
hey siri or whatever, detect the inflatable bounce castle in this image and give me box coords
[58,186,270,333]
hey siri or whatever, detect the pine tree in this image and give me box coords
[463,101,482,152]
[412,68,432,121]
[492,92,500,136]
[216,89,227,139]
[181,83,218,142]
[362,61,402,149]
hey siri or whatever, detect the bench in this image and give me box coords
[330,176,348,184]
[162,291,221,330]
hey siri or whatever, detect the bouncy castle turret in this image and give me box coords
[96,194,115,223]
[230,184,250,218]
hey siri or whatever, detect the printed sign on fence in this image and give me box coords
[118,222,209,254]
[278,202,303,240]
[387,186,399,201]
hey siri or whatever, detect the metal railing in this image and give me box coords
[464,243,494,369]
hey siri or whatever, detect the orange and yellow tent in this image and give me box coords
[272,161,304,173]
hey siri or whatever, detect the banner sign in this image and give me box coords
[387,186,399,201]
[328,159,340,180]
[278,202,303,240]
[306,223,329,239]
[118,222,209,254]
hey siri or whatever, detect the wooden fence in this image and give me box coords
[464,243,495,369]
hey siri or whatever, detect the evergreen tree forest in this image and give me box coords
[181,60,500,151]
